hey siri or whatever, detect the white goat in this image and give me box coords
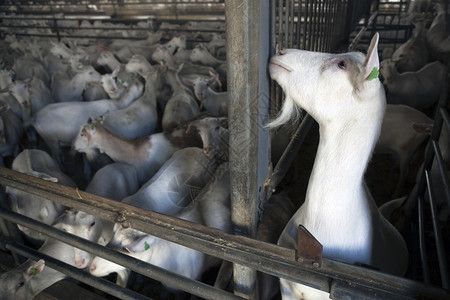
[151,45,220,85]
[60,162,140,269]
[124,54,156,75]
[183,72,228,116]
[375,104,433,196]
[380,59,448,111]
[0,231,77,300]
[391,19,429,73]
[9,77,53,121]
[188,116,229,162]
[32,80,143,161]
[6,149,76,241]
[13,55,50,86]
[162,65,200,131]
[50,65,101,102]
[119,147,217,215]
[72,119,202,184]
[190,43,226,69]
[96,51,136,87]
[267,33,408,299]
[89,161,230,289]
[99,66,127,100]
[101,70,159,139]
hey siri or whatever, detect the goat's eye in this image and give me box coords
[16,281,25,291]
[337,60,346,69]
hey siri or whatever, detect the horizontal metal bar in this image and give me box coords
[0,208,243,300]
[2,239,152,300]
[1,167,449,299]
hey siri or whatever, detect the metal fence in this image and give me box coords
[0,0,449,299]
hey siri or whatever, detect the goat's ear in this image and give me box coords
[218,117,228,128]
[412,122,433,135]
[24,259,45,280]
[363,33,380,81]
[126,236,153,253]
[112,66,120,78]
[182,77,194,86]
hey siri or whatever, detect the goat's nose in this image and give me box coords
[90,264,96,272]
[76,258,86,268]
[277,49,287,56]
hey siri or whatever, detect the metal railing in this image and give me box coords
[1,168,449,299]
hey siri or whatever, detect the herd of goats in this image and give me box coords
[0,0,449,299]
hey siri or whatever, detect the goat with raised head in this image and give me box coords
[267,33,408,299]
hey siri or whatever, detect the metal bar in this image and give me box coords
[1,168,449,299]
[225,0,271,298]
[417,195,431,284]
[2,240,152,300]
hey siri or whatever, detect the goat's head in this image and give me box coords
[61,210,102,269]
[267,33,384,128]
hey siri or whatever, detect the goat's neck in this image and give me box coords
[142,74,158,103]
[71,72,91,93]
[305,115,381,216]
[166,70,191,96]
[108,58,122,71]
[94,126,147,161]
[113,85,141,108]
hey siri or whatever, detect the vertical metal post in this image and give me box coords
[225,0,271,298]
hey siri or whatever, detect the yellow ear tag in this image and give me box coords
[367,67,379,81]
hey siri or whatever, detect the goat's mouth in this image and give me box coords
[269,61,292,72]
